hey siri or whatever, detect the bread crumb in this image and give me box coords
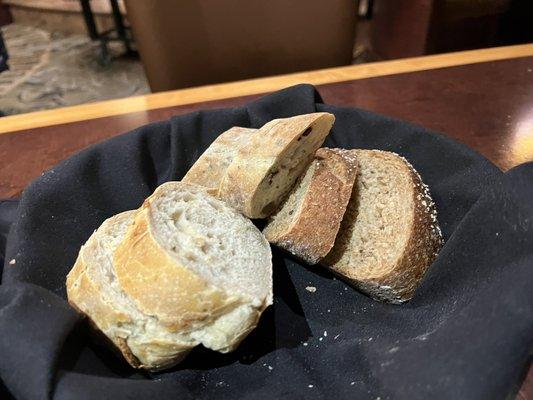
[350,382,355,386]
[319,337,323,341]
[308,385,314,388]
[303,342,308,346]
[305,286,316,293]
[9,259,16,265]
[268,366,273,371]
[323,331,327,337]
[389,346,399,353]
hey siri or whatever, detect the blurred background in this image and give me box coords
[0,0,532,116]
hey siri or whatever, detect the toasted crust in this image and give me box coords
[67,183,272,371]
[218,113,335,218]
[114,204,243,332]
[182,127,256,194]
[66,212,155,369]
[264,148,358,264]
[357,158,443,303]
[324,150,443,304]
[111,182,271,368]
[115,337,142,368]
[67,255,133,330]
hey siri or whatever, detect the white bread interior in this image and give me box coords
[67,182,272,370]
[218,113,335,218]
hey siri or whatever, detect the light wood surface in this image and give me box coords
[1,43,532,135]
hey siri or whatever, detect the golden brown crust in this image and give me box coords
[113,204,242,332]
[352,157,442,303]
[265,148,358,264]
[66,184,272,371]
[183,127,256,193]
[111,182,271,369]
[115,337,142,368]
[218,113,335,218]
[67,249,141,368]
[324,150,443,304]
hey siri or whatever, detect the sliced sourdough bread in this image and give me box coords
[67,182,272,370]
[263,148,358,264]
[218,112,335,218]
[182,127,256,194]
[323,150,443,304]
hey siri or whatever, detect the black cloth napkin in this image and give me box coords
[0,85,531,400]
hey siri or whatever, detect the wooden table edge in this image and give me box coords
[1,43,532,135]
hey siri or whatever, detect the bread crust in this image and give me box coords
[68,251,195,370]
[218,113,335,218]
[67,183,272,371]
[114,205,244,332]
[264,148,358,264]
[112,182,271,368]
[325,150,443,304]
[360,158,443,303]
[183,127,256,194]
[66,213,151,369]
[67,256,133,329]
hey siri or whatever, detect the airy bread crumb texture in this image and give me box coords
[264,157,318,238]
[264,148,358,264]
[150,184,272,304]
[218,113,334,218]
[67,182,273,371]
[251,115,333,217]
[324,150,443,303]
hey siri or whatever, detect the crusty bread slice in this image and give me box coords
[323,150,443,304]
[263,148,358,264]
[66,210,169,369]
[182,127,256,194]
[218,113,335,218]
[67,182,272,370]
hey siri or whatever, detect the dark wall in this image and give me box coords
[0,0,12,27]
[370,0,533,59]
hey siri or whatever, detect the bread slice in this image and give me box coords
[323,150,443,304]
[66,211,159,368]
[218,113,335,218]
[263,148,358,264]
[182,127,256,194]
[67,182,272,370]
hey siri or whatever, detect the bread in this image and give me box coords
[67,182,272,370]
[66,211,150,367]
[263,148,358,264]
[182,127,256,194]
[323,150,443,304]
[218,112,335,218]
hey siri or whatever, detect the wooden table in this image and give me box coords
[0,44,532,398]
